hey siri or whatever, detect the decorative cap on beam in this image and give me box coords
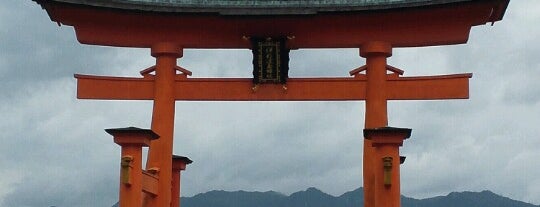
[151,42,182,58]
[364,126,412,146]
[172,155,193,171]
[172,155,193,164]
[105,127,159,146]
[360,41,392,57]
[364,126,412,138]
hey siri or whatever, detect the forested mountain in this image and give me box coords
[112,187,538,207]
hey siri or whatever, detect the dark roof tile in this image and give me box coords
[36,0,472,15]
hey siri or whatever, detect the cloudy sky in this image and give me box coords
[1,1,539,207]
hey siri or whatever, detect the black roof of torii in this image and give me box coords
[34,0,508,18]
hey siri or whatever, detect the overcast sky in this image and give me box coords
[1,1,539,207]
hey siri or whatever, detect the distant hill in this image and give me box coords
[401,190,539,207]
[112,187,539,207]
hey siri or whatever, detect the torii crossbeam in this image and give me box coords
[75,72,471,101]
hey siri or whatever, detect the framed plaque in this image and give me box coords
[251,37,289,84]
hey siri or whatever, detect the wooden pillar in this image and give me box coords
[364,127,411,207]
[360,41,392,207]
[171,155,193,207]
[106,127,159,207]
[145,42,183,207]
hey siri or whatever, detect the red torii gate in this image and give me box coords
[32,1,510,207]
[76,41,471,207]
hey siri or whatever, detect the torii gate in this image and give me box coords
[32,1,510,207]
[75,41,471,207]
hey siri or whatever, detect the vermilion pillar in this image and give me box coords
[360,41,392,207]
[106,127,159,207]
[145,42,183,207]
[364,127,411,207]
[171,155,193,207]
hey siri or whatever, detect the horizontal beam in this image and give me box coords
[45,1,499,48]
[76,74,154,100]
[142,171,158,196]
[387,74,472,100]
[75,73,471,101]
[175,78,366,101]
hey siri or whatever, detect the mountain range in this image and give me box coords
[113,187,539,207]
